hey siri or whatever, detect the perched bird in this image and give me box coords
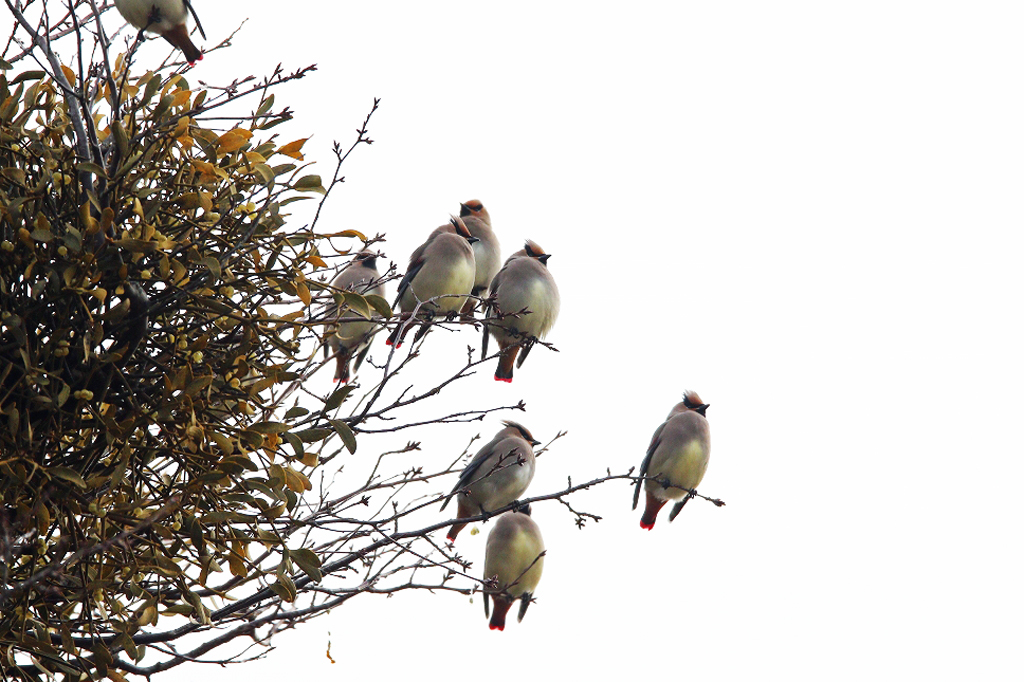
[441,421,539,543]
[455,199,501,302]
[325,251,385,383]
[632,391,711,530]
[387,217,477,347]
[482,241,560,382]
[113,0,206,64]
[483,506,545,631]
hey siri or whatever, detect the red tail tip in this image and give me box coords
[446,533,456,543]
[385,338,393,346]
[494,376,512,383]
[489,623,504,631]
[640,520,655,530]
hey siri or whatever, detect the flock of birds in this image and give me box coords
[107,2,715,632]
[323,200,712,630]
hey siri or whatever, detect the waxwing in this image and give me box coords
[458,199,501,300]
[114,0,205,63]
[441,421,539,543]
[482,505,545,631]
[482,241,560,382]
[632,391,711,530]
[325,251,386,383]
[387,217,477,347]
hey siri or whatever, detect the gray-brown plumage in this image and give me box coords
[633,391,711,530]
[441,421,539,543]
[387,217,477,347]
[325,251,385,383]
[482,241,560,382]
[113,0,205,63]
[483,505,545,631]
[458,199,501,299]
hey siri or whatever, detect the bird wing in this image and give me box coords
[481,267,505,359]
[633,421,666,510]
[440,444,490,512]
[184,0,207,39]
[394,257,424,308]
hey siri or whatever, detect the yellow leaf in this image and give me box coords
[278,138,308,160]
[171,89,191,108]
[227,551,247,577]
[60,64,76,86]
[306,254,327,268]
[296,282,311,307]
[218,129,249,153]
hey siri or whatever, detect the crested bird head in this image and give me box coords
[459,199,491,226]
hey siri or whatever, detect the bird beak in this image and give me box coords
[459,203,471,217]
[467,235,480,244]
[538,254,551,264]
[696,404,710,416]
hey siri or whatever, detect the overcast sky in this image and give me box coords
[141,1,1024,679]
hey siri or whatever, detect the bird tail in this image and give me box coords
[446,521,467,543]
[488,596,514,631]
[162,23,202,64]
[494,346,519,383]
[640,491,667,530]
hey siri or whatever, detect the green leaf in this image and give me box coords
[10,70,45,85]
[328,419,357,454]
[256,93,275,117]
[200,256,221,279]
[293,174,325,194]
[284,406,309,419]
[364,294,392,318]
[290,548,322,582]
[270,574,297,602]
[342,292,371,319]
[282,431,304,459]
[49,467,87,489]
[323,385,354,411]
[295,427,331,443]
[183,375,213,397]
[249,421,291,434]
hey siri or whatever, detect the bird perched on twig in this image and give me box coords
[387,217,477,347]
[482,241,560,382]
[633,391,711,530]
[482,505,545,631]
[438,199,501,310]
[114,0,206,64]
[325,251,385,383]
[440,421,539,543]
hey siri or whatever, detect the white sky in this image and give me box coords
[134,1,1024,679]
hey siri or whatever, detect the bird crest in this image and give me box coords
[502,420,539,446]
[682,391,709,416]
[460,199,485,217]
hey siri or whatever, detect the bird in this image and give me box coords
[482,241,560,382]
[387,217,477,347]
[113,0,206,64]
[632,391,711,530]
[440,421,539,543]
[450,199,501,307]
[325,251,386,383]
[482,505,545,631]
